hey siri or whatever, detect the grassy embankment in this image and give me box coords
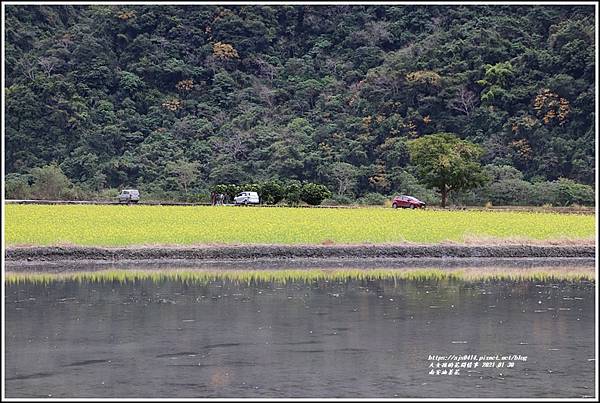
[5,204,595,246]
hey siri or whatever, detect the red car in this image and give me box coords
[391,195,426,209]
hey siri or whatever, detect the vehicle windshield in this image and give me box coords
[406,196,419,202]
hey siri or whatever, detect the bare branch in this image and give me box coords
[38,56,60,77]
[17,57,37,81]
[448,86,477,117]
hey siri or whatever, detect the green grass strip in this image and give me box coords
[5,268,595,285]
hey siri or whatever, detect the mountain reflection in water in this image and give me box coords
[4,266,596,398]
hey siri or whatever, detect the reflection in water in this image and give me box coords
[4,269,596,398]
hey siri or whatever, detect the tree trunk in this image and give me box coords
[441,185,448,208]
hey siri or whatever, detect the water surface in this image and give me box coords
[5,267,596,398]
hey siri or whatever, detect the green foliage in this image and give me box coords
[4,5,595,206]
[5,173,32,199]
[284,181,302,206]
[118,71,144,93]
[239,183,261,193]
[483,62,514,86]
[408,133,488,207]
[478,164,533,206]
[486,178,534,206]
[259,181,285,205]
[98,187,120,199]
[451,165,595,207]
[329,162,359,196]
[357,192,387,206]
[212,180,332,206]
[212,184,239,200]
[554,178,595,206]
[323,194,354,206]
[389,169,440,205]
[300,183,332,205]
[166,159,200,194]
[29,164,75,200]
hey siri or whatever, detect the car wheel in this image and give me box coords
[410,204,416,209]
[392,203,398,209]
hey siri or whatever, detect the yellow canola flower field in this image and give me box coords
[4,204,596,247]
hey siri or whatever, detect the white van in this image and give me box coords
[234,191,260,205]
[117,189,140,203]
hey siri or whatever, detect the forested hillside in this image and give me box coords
[4,5,596,205]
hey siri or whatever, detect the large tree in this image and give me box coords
[166,159,200,194]
[408,133,487,207]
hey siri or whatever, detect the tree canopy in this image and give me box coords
[4,5,596,205]
[408,133,487,206]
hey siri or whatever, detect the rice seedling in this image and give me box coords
[5,205,596,246]
[5,267,595,285]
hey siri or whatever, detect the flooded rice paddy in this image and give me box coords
[4,262,596,398]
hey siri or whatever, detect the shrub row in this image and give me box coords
[5,164,594,207]
[212,181,332,205]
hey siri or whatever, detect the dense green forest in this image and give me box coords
[4,5,596,205]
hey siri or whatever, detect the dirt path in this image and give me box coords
[5,244,595,263]
[5,199,595,214]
